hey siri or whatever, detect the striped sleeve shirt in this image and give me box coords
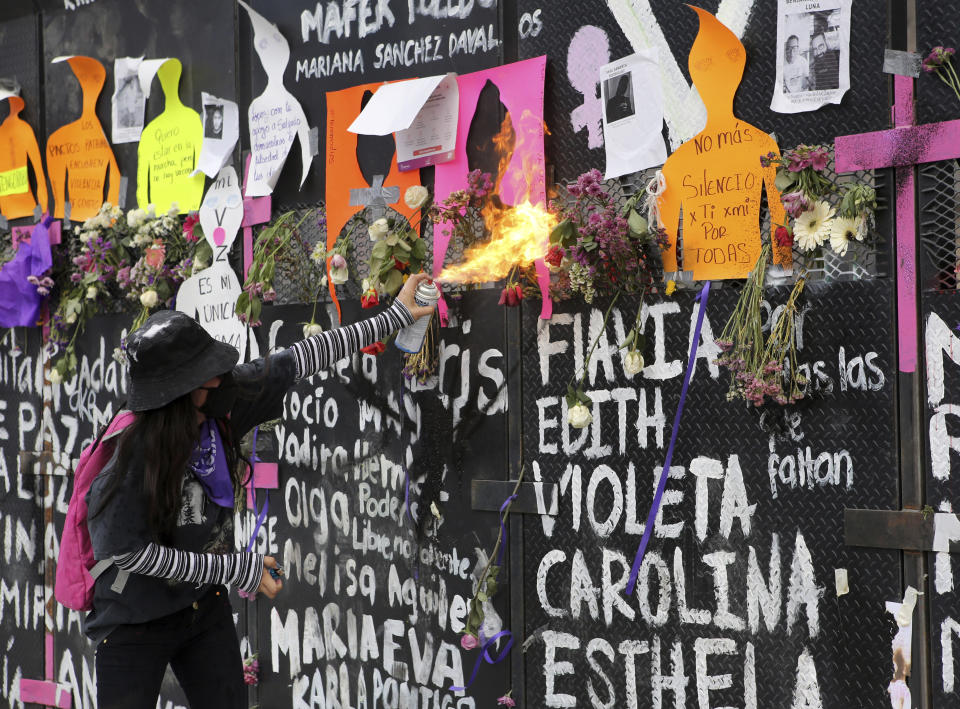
[113,543,264,595]
[288,300,414,379]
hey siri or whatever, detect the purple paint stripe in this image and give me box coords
[895,165,918,373]
[626,282,711,596]
[834,120,960,172]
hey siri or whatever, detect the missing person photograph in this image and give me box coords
[771,0,850,113]
[603,72,635,124]
[204,103,224,140]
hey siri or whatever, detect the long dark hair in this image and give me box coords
[94,394,250,541]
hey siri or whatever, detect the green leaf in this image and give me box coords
[476,591,488,602]
[411,238,427,260]
[774,170,797,193]
[383,269,404,296]
[549,219,572,245]
[635,334,647,352]
[565,392,579,409]
[627,210,648,236]
[485,578,498,597]
[371,240,390,258]
[249,298,262,324]
[577,390,592,406]
[235,291,249,315]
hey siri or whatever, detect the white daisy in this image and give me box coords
[793,201,836,252]
[829,217,858,257]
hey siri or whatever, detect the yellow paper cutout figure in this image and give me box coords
[0,95,48,219]
[46,56,120,222]
[137,59,204,214]
[658,7,789,280]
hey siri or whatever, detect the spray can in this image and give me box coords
[395,281,440,353]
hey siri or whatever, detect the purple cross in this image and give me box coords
[241,154,272,280]
[835,75,960,373]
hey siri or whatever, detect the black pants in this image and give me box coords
[95,586,246,709]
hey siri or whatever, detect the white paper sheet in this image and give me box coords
[600,51,667,179]
[396,73,458,171]
[176,165,257,361]
[238,0,313,197]
[769,0,852,113]
[111,56,146,143]
[348,74,447,135]
[192,92,240,178]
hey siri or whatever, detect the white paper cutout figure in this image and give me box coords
[176,165,258,360]
[238,0,313,197]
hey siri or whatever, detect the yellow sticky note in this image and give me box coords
[137,59,204,213]
[0,165,28,197]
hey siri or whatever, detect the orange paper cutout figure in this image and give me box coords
[658,7,789,280]
[0,96,48,219]
[325,83,421,322]
[46,56,120,222]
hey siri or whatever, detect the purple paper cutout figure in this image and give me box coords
[568,25,611,150]
[0,215,53,327]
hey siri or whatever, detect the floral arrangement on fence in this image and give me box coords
[48,202,208,381]
[236,209,327,337]
[922,45,960,103]
[762,144,877,260]
[715,244,807,406]
[547,169,665,305]
[328,185,431,305]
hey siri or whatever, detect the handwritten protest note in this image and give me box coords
[136,58,204,213]
[46,56,120,221]
[658,8,789,280]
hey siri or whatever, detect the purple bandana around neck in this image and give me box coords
[188,420,235,508]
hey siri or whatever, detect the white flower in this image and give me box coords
[310,242,326,264]
[368,218,389,241]
[167,202,179,217]
[65,312,77,324]
[329,254,349,284]
[385,232,399,246]
[85,285,98,300]
[829,217,858,257]
[127,208,146,228]
[793,201,835,252]
[303,322,324,338]
[49,369,62,385]
[624,350,645,375]
[79,231,92,244]
[567,402,593,429]
[139,290,159,308]
[404,185,429,210]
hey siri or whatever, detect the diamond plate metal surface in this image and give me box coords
[521,280,900,707]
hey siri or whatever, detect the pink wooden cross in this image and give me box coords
[834,75,960,373]
[241,153,272,281]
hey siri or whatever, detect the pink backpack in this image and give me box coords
[55,411,136,611]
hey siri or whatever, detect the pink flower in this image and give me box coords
[145,240,166,269]
[497,694,516,707]
[330,253,347,270]
[460,634,479,651]
[183,213,200,242]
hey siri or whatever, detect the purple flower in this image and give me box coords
[497,694,516,707]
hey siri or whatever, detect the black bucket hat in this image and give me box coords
[125,310,239,412]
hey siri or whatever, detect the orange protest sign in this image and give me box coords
[658,7,789,280]
[325,83,421,321]
[46,56,121,222]
[0,96,48,219]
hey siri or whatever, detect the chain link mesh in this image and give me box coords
[919,159,960,291]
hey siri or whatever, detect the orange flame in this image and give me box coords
[439,109,553,285]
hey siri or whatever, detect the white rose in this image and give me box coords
[567,402,593,429]
[65,312,77,324]
[330,265,349,285]
[139,290,159,308]
[85,285,98,300]
[368,218,389,241]
[385,232,399,246]
[79,232,92,244]
[303,323,324,338]
[404,185,429,210]
[49,369,62,385]
[624,350,645,375]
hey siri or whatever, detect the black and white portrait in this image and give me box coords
[204,103,224,140]
[115,74,144,130]
[603,72,635,124]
